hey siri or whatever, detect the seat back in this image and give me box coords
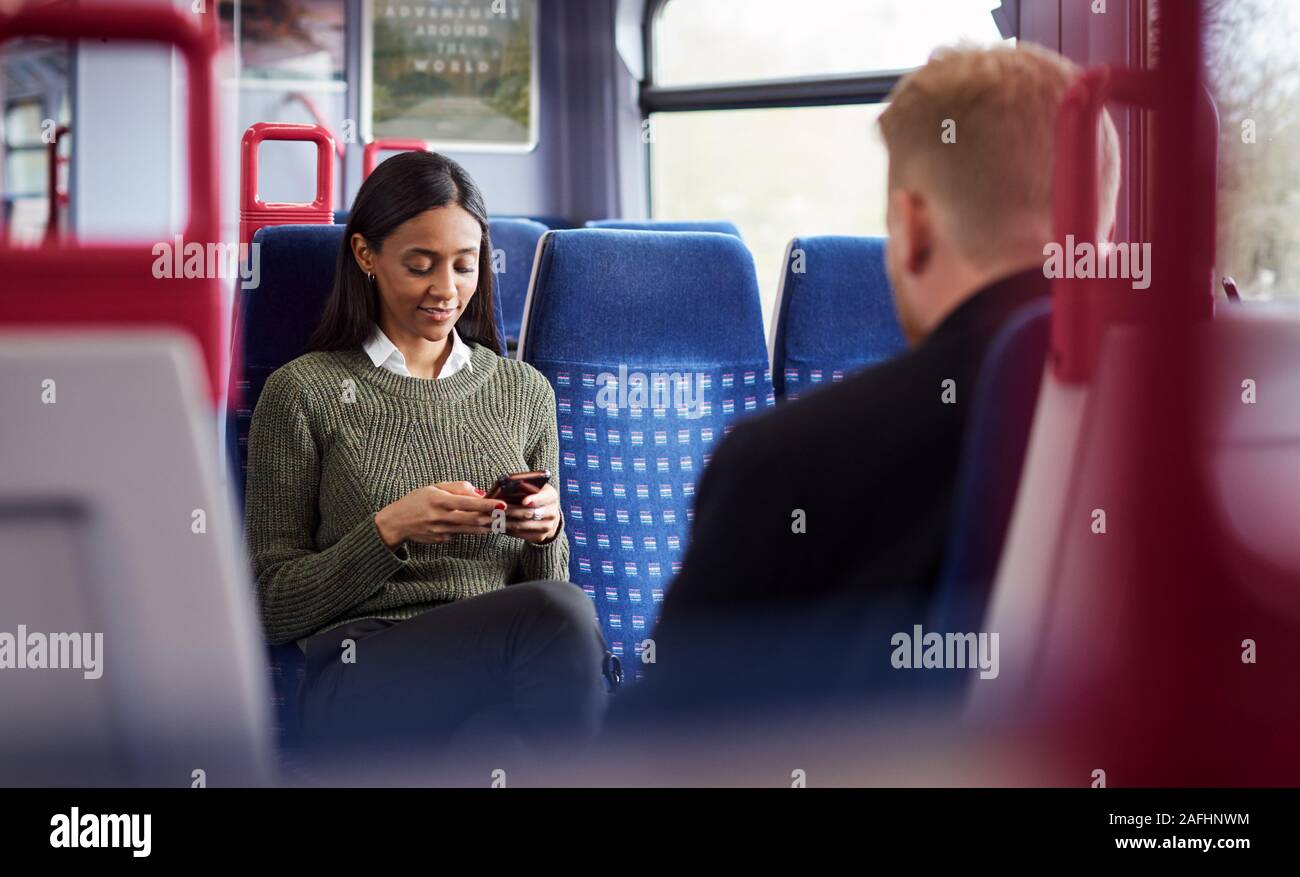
[0,331,272,785]
[518,229,773,677]
[229,224,346,503]
[230,223,358,748]
[929,300,1051,633]
[970,309,1300,782]
[769,236,906,400]
[488,218,548,346]
[585,219,742,238]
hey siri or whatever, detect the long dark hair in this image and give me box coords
[308,150,503,355]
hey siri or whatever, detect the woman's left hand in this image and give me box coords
[504,483,561,544]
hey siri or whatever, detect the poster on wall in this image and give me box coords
[364,0,537,152]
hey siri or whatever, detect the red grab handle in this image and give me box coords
[0,2,218,244]
[239,122,336,247]
[0,2,225,404]
[362,138,429,179]
[45,124,70,243]
[1051,67,1150,384]
[1049,66,1217,383]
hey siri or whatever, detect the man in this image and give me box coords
[629,44,1121,714]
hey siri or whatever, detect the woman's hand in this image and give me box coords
[504,483,562,544]
[374,481,506,549]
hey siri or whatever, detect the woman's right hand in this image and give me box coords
[374,482,506,549]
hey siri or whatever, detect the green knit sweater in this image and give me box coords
[244,341,569,646]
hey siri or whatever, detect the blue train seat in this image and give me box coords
[518,229,774,679]
[770,236,907,401]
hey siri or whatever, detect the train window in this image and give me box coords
[650,103,889,323]
[3,36,71,245]
[647,0,1012,324]
[3,100,46,196]
[1206,0,1300,300]
[652,0,1009,87]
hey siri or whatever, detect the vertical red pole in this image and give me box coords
[44,124,70,243]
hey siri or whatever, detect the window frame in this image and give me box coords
[643,0,893,113]
[641,0,1019,111]
[639,0,1020,212]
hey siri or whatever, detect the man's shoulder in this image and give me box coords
[709,343,976,500]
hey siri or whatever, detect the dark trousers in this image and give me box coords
[297,580,608,763]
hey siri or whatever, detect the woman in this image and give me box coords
[243,151,606,757]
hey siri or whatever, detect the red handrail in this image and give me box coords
[1050,67,1152,382]
[239,122,336,247]
[1050,66,1218,381]
[0,2,225,404]
[44,123,69,243]
[1,3,217,243]
[362,138,429,179]
[1042,2,1300,787]
[285,93,346,160]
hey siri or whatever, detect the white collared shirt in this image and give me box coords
[363,326,474,379]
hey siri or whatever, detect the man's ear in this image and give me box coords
[350,233,375,274]
[889,189,932,277]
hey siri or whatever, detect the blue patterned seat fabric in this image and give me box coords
[520,229,773,680]
[488,217,548,347]
[771,236,907,401]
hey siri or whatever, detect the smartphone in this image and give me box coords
[486,470,550,504]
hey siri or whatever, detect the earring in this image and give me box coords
[366,272,375,284]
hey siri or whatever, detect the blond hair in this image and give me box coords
[878,43,1121,264]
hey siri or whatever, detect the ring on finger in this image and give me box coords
[531,507,544,521]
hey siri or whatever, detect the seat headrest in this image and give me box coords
[774,235,904,367]
[496,214,575,229]
[489,218,548,341]
[584,219,742,239]
[522,229,766,367]
[488,218,548,274]
[489,217,549,244]
[243,224,346,370]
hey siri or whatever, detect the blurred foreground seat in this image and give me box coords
[0,330,272,786]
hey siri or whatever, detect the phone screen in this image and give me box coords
[487,470,550,503]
